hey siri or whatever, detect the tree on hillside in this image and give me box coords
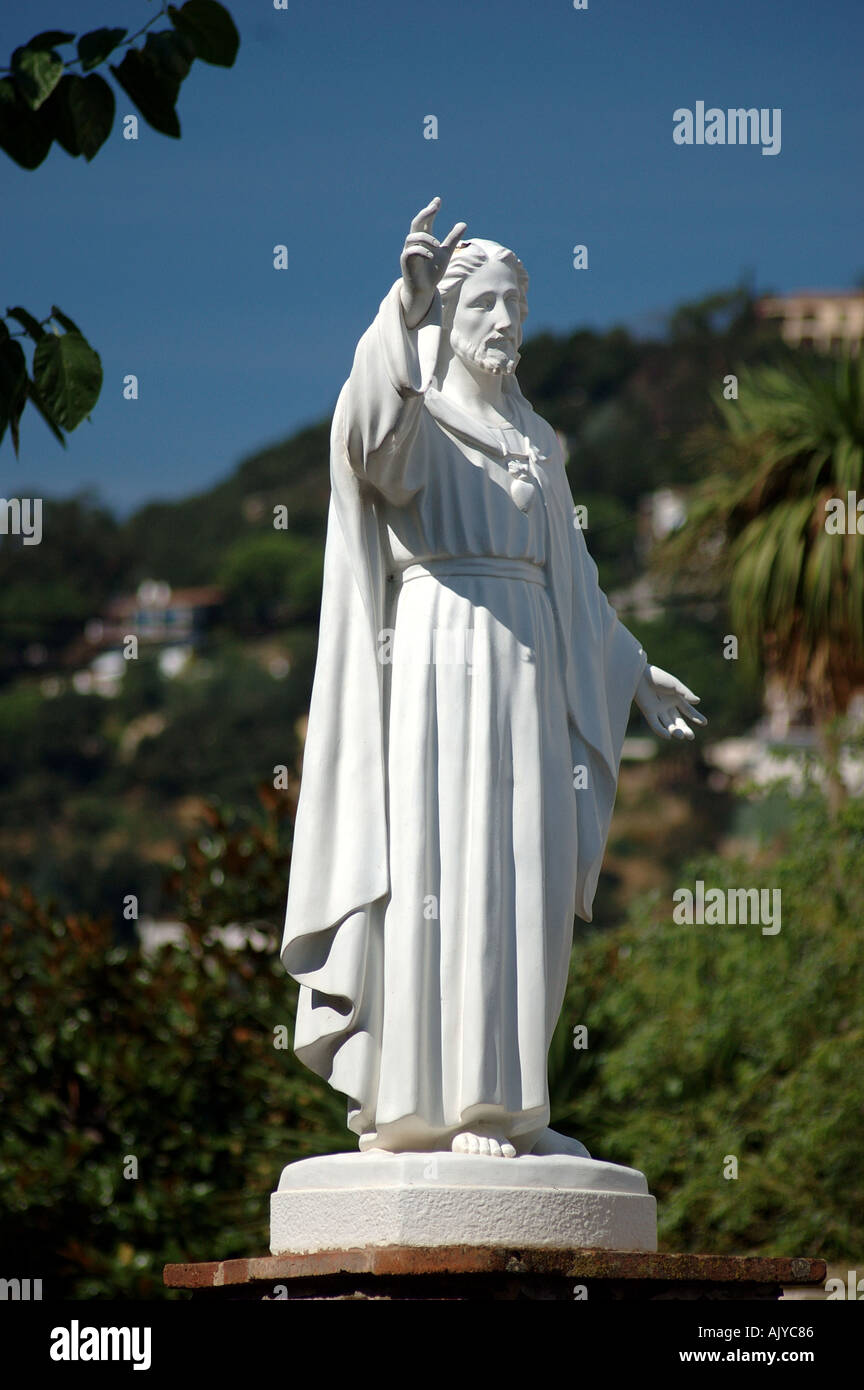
[219,533,324,633]
[0,494,131,681]
[657,352,864,779]
[0,2,239,455]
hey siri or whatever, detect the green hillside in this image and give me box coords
[0,285,776,915]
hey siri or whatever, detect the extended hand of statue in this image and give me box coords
[635,665,708,741]
[399,196,467,330]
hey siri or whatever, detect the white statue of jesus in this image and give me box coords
[280,198,706,1161]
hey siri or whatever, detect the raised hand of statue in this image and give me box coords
[635,664,708,741]
[399,196,467,330]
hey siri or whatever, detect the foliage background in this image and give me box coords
[3,778,862,1299]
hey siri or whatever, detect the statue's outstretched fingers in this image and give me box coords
[409,197,441,234]
[679,698,708,725]
[441,220,468,250]
[673,679,700,703]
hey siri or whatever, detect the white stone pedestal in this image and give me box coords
[270,1151,657,1255]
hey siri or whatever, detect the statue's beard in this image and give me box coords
[450,327,519,377]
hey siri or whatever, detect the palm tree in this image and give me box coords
[657,351,864,801]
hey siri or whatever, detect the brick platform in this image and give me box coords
[164,1247,826,1301]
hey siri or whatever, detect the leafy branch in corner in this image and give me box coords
[0,307,103,455]
[0,2,239,454]
[0,1,239,165]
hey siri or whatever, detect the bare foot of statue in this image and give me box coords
[451,1129,517,1158]
[529,1127,591,1158]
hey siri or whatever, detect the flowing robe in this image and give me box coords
[281,280,647,1152]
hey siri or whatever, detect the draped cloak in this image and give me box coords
[280,279,647,1149]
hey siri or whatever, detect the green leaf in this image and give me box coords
[48,73,115,161]
[6,306,46,342]
[49,306,83,336]
[27,31,76,50]
[144,30,196,84]
[77,27,128,72]
[0,76,53,167]
[168,1,240,67]
[110,48,181,139]
[32,331,103,431]
[0,325,29,454]
[12,45,64,111]
[25,376,65,446]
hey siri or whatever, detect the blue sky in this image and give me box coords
[2,0,862,512]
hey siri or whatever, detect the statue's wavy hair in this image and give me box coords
[436,239,530,335]
[433,239,529,389]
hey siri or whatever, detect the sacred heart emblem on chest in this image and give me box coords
[507,459,535,513]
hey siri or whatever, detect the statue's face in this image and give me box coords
[450,260,522,376]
